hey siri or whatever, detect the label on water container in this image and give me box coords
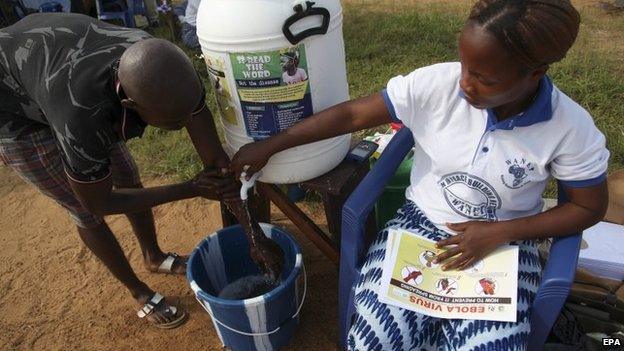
[204,54,238,126]
[230,45,313,140]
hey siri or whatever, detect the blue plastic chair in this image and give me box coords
[339,126,582,350]
[38,1,63,12]
[95,0,146,28]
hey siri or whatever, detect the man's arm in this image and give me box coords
[68,105,240,216]
[68,175,194,215]
[68,169,235,216]
[185,107,230,170]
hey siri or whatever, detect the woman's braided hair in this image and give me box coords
[468,0,580,70]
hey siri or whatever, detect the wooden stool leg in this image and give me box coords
[220,202,238,227]
[253,185,271,223]
[322,193,345,249]
[322,193,377,250]
[258,182,339,264]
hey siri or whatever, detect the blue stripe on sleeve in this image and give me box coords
[559,172,607,188]
[381,89,401,123]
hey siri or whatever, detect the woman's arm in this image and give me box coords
[230,92,393,177]
[435,182,608,270]
[502,183,607,241]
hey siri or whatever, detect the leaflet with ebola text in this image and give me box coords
[378,228,519,322]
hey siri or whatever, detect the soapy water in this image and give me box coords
[224,198,284,280]
[220,171,285,296]
[238,199,265,253]
[217,200,282,300]
[218,274,280,300]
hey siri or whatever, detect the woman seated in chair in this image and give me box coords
[230,0,609,349]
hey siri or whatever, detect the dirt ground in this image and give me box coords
[2,1,620,350]
[0,166,340,350]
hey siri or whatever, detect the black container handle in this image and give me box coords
[282,1,330,45]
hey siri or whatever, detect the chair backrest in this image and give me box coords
[94,0,135,27]
[132,0,145,15]
[340,126,582,350]
[38,1,63,12]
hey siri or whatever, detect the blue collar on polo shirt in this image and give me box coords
[484,76,554,131]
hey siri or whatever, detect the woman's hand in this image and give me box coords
[230,140,274,179]
[434,221,509,271]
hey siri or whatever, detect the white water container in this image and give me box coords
[197,0,351,184]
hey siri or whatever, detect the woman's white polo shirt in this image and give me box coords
[382,62,609,231]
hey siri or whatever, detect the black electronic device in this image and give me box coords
[346,140,378,163]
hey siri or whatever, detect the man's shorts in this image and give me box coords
[0,128,141,228]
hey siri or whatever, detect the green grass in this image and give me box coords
[131,3,624,195]
[552,55,624,170]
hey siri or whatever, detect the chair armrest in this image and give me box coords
[539,181,581,290]
[528,181,582,350]
[341,126,415,266]
[339,126,414,348]
[539,233,581,293]
[528,232,581,350]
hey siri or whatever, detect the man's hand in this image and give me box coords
[230,140,274,180]
[191,169,239,201]
[250,236,284,280]
[213,149,231,173]
[434,221,507,271]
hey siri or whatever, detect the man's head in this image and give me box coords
[280,51,299,72]
[118,38,205,130]
[458,0,580,110]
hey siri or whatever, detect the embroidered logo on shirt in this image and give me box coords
[439,172,501,220]
[501,158,535,189]
[14,38,35,71]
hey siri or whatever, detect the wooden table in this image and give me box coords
[221,157,376,265]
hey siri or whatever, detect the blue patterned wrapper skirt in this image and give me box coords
[347,201,542,351]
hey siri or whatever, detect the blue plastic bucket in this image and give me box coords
[187,223,305,351]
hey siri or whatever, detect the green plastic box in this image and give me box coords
[371,150,414,230]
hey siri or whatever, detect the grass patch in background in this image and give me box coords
[131,2,624,198]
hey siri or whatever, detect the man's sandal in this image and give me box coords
[137,293,188,329]
[156,252,187,274]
